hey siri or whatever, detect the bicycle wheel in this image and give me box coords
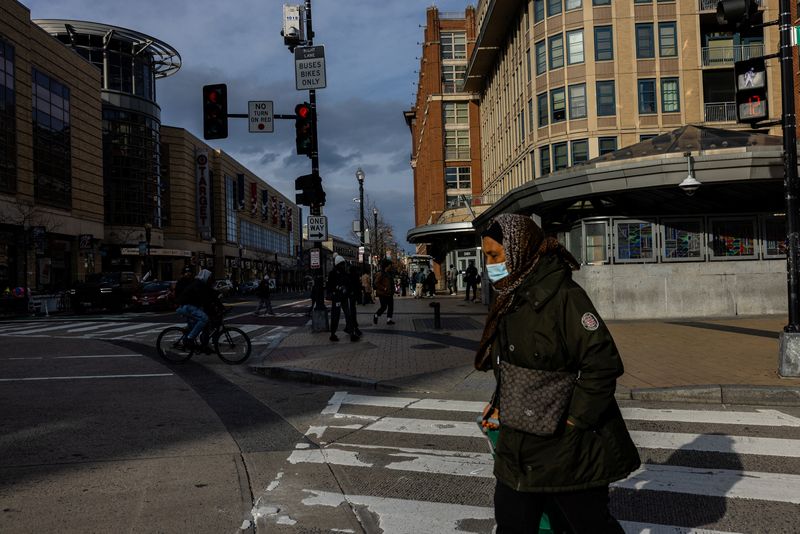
[214,326,252,364]
[156,326,194,363]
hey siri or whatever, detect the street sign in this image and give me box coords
[295,45,327,90]
[307,215,328,241]
[248,101,274,132]
[310,248,320,269]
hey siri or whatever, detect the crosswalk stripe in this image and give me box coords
[0,323,78,335]
[616,464,800,504]
[237,324,266,333]
[65,322,122,333]
[326,392,800,427]
[620,521,740,534]
[365,417,480,437]
[87,322,160,334]
[630,430,800,457]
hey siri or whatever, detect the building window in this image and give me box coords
[594,26,614,61]
[443,102,469,125]
[445,166,472,189]
[226,176,237,243]
[535,40,547,75]
[537,92,549,127]
[526,49,532,82]
[658,22,678,57]
[519,110,526,143]
[662,218,704,260]
[593,0,611,4]
[566,30,584,64]
[528,98,535,134]
[636,24,655,59]
[441,32,467,60]
[710,218,757,259]
[547,0,563,17]
[661,77,680,113]
[568,84,587,119]
[615,220,656,262]
[241,220,289,255]
[585,221,608,264]
[763,215,787,257]
[640,134,658,141]
[638,79,657,114]
[571,139,589,164]
[535,0,546,22]
[551,87,566,122]
[445,129,470,159]
[634,0,651,3]
[540,146,551,175]
[568,225,583,263]
[549,34,564,69]
[598,137,617,155]
[442,64,466,93]
[32,68,71,208]
[566,0,582,10]
[553,142,568,170]
[596,81,616,116]
[0,38,15,194]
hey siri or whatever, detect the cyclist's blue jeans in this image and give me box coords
[176,304,208,340]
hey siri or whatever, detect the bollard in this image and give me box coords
[44,300,49,318]
[429,301,441,329]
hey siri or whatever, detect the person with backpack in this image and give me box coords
[373,259,395,325]
[254,274,274,316]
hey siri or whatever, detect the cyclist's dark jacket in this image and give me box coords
[176,279,215,309]
[174,277,193,300]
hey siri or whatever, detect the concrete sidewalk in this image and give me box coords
[250,294,800,405]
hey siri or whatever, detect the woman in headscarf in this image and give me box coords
[477,213,639,533]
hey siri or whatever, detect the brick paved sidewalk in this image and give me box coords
[251,293,800,401]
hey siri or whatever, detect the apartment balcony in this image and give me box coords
[702,43,764,67]
[704,102,737,123]
[698,0,762,11]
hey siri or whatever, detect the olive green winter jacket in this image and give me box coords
[491,254,640,492]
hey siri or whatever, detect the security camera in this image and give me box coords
[679,175,701,196]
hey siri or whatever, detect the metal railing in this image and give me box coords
[701,43,764,67]
[704,102,737,122]
[445,193,503,209]
[699,0,762,10]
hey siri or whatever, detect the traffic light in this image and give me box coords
[295,172,326,207]
[716,0,760,31]
[734,57,768,124]
[202,84,228,140]
[295,102,313,157]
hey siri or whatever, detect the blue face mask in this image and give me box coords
[486,262,510,283]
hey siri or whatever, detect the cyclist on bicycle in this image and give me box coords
[175,268,217,350]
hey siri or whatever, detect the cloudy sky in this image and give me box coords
[25,0,473,251]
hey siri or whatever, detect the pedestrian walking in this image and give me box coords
[373,259,395,325]
[464,260,479,302]
[400,271,409,297]
[447,264,458,295]
[254,274,274,316]
[425,269,437,297]
[327,256,358,342]
[360,270,374,305]
[346,264,363,339]
[414,270,424,299]
[476,214,640,533]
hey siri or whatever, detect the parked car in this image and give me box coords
[69,271,140,313]
[214,279,235,296]
[240,279,260,295]
[133,281,176,310]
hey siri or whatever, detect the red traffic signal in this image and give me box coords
[203,84,228,140]
[295,102,314,157]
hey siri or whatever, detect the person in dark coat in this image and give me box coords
[175,268,217,349]
[327,256,357,342]
[254,274,274,316]
[173,266,195,301]
[425,269,437,297]
[464,260,479,302]
[476,214,640,533]
[372,259,395,325]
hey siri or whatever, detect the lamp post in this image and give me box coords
[373,207,378,265]
[144,223,152,280]
[356,168,365,270]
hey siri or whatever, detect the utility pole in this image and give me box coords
[356,168,365,272]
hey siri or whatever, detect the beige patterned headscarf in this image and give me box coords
[474,214,580,371]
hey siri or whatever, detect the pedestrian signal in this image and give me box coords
[734,57,768,124]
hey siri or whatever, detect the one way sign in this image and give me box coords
[307,215,328,242]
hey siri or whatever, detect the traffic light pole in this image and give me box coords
[778,0,800,375]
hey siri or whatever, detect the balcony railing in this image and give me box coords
[704,102,737,122]
[445,193,503,209]
[702,43,764,67]
[699,0,762,10]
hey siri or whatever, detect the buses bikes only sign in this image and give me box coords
[295,46,327,90]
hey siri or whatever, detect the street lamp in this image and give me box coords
[373,207,379,264]
[356,168,365,270]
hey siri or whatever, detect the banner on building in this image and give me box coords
[261,190,269,221]
[279,200,286,228]
[237,174,245,210]
[271,196,278,225]
[287,207,293,232]
[250,182,258,216]
[195,150,212,240]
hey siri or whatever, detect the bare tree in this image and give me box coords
[0,200,63,235]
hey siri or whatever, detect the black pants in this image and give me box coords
[330,299,353,335]
[494,480,624,534]
[465,282,478,301]
[375,296,393,319]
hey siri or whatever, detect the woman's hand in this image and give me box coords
[481,404,500,430]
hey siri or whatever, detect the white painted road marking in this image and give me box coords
[620,521,740,534]
[0,373,173,382]
[630,430,800,458]
[65,322,120,333]
[86,322,160,335]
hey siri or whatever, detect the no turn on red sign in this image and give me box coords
[248,101,274,132]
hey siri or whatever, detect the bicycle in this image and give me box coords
[156,307,252,364]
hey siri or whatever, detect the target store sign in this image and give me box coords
[248,101,274,133]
